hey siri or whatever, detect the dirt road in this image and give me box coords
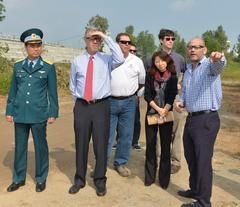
[0,86,239,207]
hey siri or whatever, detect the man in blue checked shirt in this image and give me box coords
[175,37,226,207]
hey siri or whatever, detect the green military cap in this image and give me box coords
[20,28,43,44]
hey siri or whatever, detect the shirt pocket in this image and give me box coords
[16,71,28,83]
[32,72,48,85]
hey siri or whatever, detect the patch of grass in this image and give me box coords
[222,59,240,82]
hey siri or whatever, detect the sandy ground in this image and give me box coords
[0,86,239,207]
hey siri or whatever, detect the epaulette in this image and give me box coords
[14,58,24,63]
[43,59,54,65]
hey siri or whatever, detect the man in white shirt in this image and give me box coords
[108,33,145,177]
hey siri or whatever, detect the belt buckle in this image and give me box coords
[89,99,96,104]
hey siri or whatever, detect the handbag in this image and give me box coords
[147,111,174,125]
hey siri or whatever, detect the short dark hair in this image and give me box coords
[148,50,176,76]
[158,29,175,40]
[115,33,131,42]
[130,43,136,47]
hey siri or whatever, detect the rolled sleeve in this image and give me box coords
[104,36,124,69]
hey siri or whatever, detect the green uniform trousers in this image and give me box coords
[13,122,48,183]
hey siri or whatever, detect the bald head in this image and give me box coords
[188,37,205,48]
[187,37,207,65]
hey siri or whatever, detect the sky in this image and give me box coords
[0,0,238,49]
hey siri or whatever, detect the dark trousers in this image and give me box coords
[183,112,220,207]
[73,99,110,188]
[132,102,141,146]
[13,122,48,183]
[145,118,173,188]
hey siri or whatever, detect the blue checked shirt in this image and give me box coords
[181,56,226,113]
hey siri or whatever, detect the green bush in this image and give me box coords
[0,56,12,72]
[0,71,12,95]
[0,57,13,95]
[55,63,70,90]
[0,60,71,95]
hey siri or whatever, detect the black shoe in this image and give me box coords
[36,182,46,192]
[160,183,169,190]
[132,144,142,150]
[7,181,25,192]
[144,182,153,187]
[68,184,84,194]
[178,189,196,199]
[96,186,107,196]
[181,201,199,207]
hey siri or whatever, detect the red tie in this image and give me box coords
[84,56,94,102]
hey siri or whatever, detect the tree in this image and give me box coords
[0,0,5,21]
[86,15,109,51]
[86,15,109,33]
[233,34,240,62]
[124,25,136,44]
[125,25,134,35]
[202,25,229,56]
[172,32,187,58]
[215,25,229,52]
[136,30,157,60]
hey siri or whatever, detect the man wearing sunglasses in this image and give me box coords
[129,44,137,55]
[69,27,124,196]
[129,43,143,150]
[145,28,187,174]
[107,33,145,177]
[176,37,226,207]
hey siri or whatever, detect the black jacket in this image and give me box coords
[144,72,178,113]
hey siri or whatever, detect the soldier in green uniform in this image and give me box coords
[5,28,59,192]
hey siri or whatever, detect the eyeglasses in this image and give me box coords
[187,45,205,50]
[119,40,132,45]
[165,37,175,41]
[129,49,137,54]
[86,36,102,42]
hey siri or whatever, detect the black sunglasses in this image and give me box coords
[165,37,175,41]
[86,36,102,42]
[119,40,132,45]
[129,49,137,53]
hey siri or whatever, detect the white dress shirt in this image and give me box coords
[111,53,145,96]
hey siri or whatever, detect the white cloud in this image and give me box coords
[170,0,194,12]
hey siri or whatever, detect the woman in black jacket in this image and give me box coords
[144,51,178,189]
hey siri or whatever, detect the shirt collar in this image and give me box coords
[84,51,98,59]
[28,57,39,65]
[188,56,207,72]
[199,56,207,64]
[27,57,39,66]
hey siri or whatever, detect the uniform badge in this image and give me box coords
[39,71,46,74]
[31,33,37,39]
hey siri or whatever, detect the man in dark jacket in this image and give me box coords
[5,28,59,192]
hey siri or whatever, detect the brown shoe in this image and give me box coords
[114,165,131,177]
[171,165,181,174]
